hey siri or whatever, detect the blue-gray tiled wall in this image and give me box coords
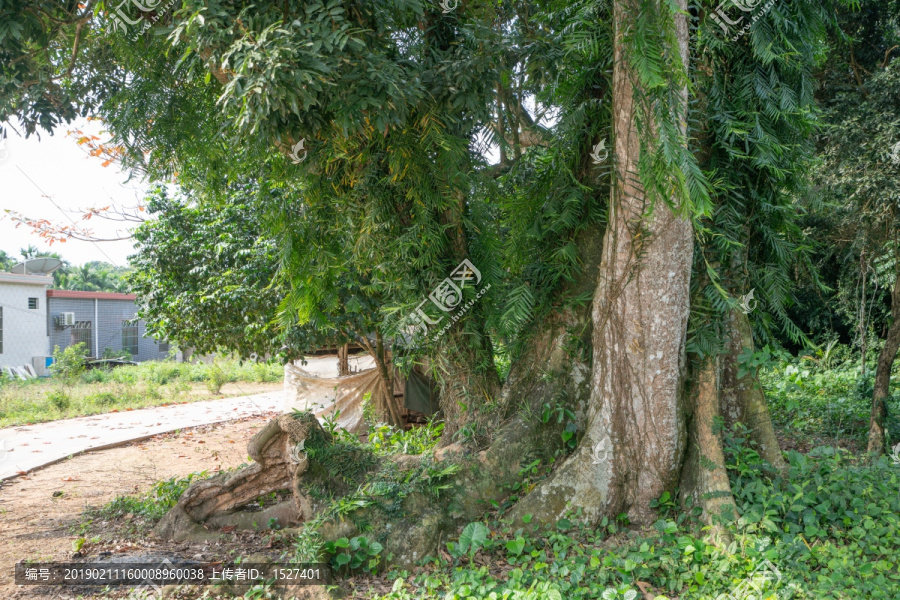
[47,297,169,361]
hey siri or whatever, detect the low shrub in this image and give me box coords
[94,471,207,524]
[205,367,229,394]
[323,536,384,574]
[80,369,107,384]
[51,343,88,381]
[47,390,71,411]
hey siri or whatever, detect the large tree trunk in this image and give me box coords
[512,0,693,526]
[680,355,737,544]
[432,319,503,441]
[868,269,900,456]
[720,309,787,472]
[343,225,601,563]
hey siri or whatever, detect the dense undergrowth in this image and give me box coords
[349,349,900,599]
[360,442,900,599]
[758,346,900,448]
[83,346,900,599]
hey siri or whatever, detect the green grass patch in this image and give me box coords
[91,471,207,525]
[0,358,283,427]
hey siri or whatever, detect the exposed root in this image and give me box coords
[154,413,327,541]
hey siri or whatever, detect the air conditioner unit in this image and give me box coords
[59,312,75,327]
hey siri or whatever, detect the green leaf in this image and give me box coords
[367,541,384,556]
[458,522,489,556]
[505,537,526,556]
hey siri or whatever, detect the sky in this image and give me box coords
[0,118,147,268]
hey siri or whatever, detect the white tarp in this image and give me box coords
[283,355,380,432]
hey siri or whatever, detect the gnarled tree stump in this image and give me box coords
[154,413,329,541]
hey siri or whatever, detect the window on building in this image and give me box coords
[123,321,139,356]
[158,340,170,353]
[28,297,39,309]
[0,307,3,354]
[72,322,92,353]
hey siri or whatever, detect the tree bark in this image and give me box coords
[720,309,787,472]
[431,326,503,441]
[680,355,737,543]
[512,0,693,526]
[868,269,900,455]
[337,343,350,376]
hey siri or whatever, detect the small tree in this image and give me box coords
[51,343,88,382]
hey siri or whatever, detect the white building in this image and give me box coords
[0,273,53,372]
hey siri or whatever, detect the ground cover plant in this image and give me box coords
[0,358,282,428]
[760,347,900,451]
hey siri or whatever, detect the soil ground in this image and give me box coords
[0,413,281,600]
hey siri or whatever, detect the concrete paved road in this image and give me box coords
[0,391,282,481]
[0,355,375,481]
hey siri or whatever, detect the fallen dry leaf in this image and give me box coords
[636,581,655,600]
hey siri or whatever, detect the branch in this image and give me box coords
[881,45,899,69]
[52,20,86,81]
[5,209,139,244]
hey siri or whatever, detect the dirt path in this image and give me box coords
[0,414,277,599]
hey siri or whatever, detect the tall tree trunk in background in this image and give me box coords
[337,343,350,376]
[860,250,868,377]
[512,0,693,526]
[460,222,602,518]
[680,356,737,543]
[720,309,787,472]
[868,269,900,455]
